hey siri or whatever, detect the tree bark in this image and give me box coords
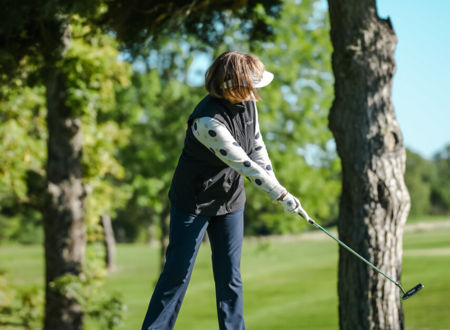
[101,213,117,271]
[147,221,156,245]
[43,23,86,330]
[159,205,170,272]
[327,1,410,329]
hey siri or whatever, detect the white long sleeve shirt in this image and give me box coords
[191,112,286,201]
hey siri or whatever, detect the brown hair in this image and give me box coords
[205,51,265,102]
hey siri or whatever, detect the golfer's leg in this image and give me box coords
[207,206,246,330]
[141,207,209,330]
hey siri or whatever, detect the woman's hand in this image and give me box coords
[278,192,302,213]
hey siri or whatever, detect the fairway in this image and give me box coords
[1,221,450,330]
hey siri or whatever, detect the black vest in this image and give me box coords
[168,95,257,216]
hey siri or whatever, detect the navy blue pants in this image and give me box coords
[141,206,246,330]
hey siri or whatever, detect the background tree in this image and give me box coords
[41,16,131,330]
[431,144,450,214]
[1,3,129,328]
[327,0,410,329]
[403,146,450,218]
[39,16,88,330]
[404,149,437,216]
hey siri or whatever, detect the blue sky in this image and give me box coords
[377,0,450,158]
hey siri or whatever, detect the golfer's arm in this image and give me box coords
[249,104,279,182]
[192,117,286,201]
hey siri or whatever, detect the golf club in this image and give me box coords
[297,209,423,300]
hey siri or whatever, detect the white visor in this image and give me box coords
[253,70,274,88]
[223,70,274,89]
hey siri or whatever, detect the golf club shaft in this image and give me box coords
[304,216,406,295]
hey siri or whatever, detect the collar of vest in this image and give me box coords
[217,98,246,113]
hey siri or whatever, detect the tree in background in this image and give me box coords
[404,149,437,216]
[431,144,450,214]
[403,145,450,217]
[1,12,131,329]
[327,0,409,328]
[1,2,132,328]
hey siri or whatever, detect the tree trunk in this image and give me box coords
[147,222,156,245]
[159,205,170,272]
[101,213,116,271]
[146,208,156,245]
[43,23,86,330]
[327,1,410,329]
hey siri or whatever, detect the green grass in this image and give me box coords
[406,214,450,224]
[1,223,450,330]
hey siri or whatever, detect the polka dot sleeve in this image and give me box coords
[250,103,280,183]
[192,117,286,201]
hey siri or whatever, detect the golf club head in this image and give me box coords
[402,283,424,300]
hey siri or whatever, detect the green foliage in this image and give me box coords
[257,0,340,226]
[102,0,282,52]
[62,16,131,117]
[0,0,108,83]
[44,243,126,329]
[0,16,133,243]
[1,11,133,238]
[0,246,125,330]
[405,146,450,217]
[405,149,436,216]
[0,271,43,329]
[0,82,47,243]
[0,17,132,328]
[87,293,126,330]
[0,0,280,85]
[50,272,126,330]
[431,144,450,213]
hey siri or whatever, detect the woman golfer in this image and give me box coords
[141,51,305,330]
